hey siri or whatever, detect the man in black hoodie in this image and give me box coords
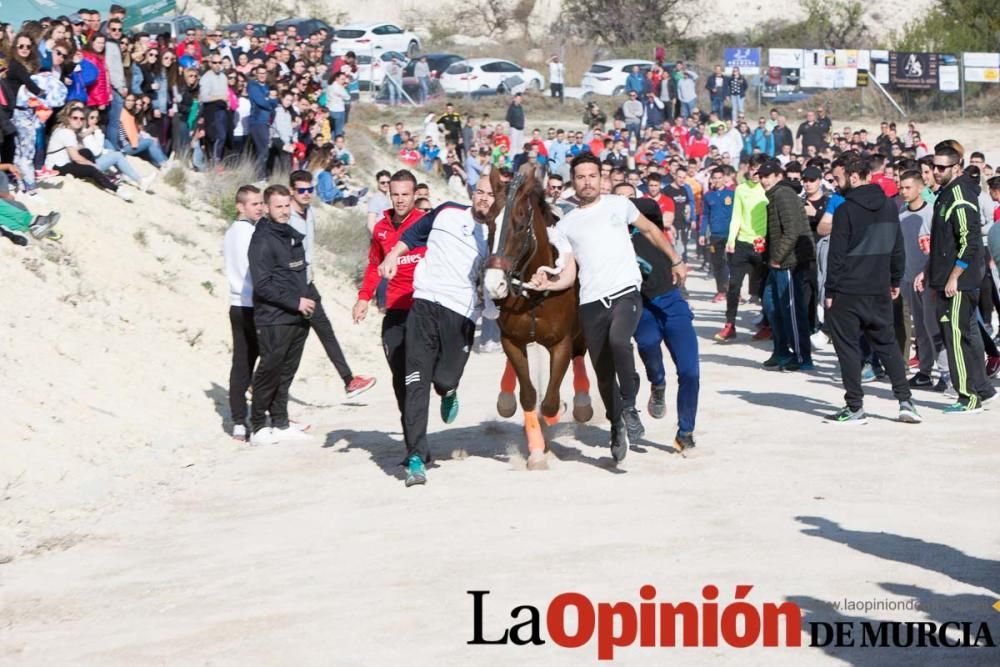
[824,158,920,425]
[247,185,316,445]
[914,145,995,413]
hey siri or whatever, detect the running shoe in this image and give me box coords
[897,400,922,424]
[980,391,997,407]
[908,354,919,368]
[405,455,426,487]
[674,431,696,451]
[860,363,876,383]
[232,424,247,442]
[763,354,791,369]
[824,406,868,425]
[34,166,59,181]
[987,355,1000,379]
[784,359,816,372]
[610,419,629,463]
[440,390,459,423]
[714,322,736,342]
[29,212,61,239]
[345,375,376,399]
[250,427,278,445]
[712,292,726,303]
[908,373,933,388]
[623,406,645,440]
[272,425,311,441]
[943,401,983,415]
[933,374,949,393]
[810,331,829,351]
[752,325,772,341]
[647,384,666,419]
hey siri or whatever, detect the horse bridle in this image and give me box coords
[489,172,537,299]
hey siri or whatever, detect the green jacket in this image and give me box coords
[726,179,769,247]
[766,180,814,269]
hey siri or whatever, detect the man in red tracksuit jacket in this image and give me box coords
[352,170,427,423]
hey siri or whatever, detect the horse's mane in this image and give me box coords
[508,167,555,229]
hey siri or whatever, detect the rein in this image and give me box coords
[491,173,539,300]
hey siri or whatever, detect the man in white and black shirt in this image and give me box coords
[379,177,495,486]
[532,153,687,462]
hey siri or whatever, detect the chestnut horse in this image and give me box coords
[482,170,593,470]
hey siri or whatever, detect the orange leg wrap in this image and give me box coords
[524,410,545,453]
[572,356,590,394]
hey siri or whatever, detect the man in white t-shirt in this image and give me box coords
[548,55,565,104]
[532,153,688,462]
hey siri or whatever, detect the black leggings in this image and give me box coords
[579,289,643,423]
[55,149,117,191]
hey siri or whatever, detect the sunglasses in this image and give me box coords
[70,114,84,120]
[932,163,955,172]
[211,60,222,65]
[17,43,31,50]
[296,186,315,194]
[548,184,563,190]
[55,50,68,57]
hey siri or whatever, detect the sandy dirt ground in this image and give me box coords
[1,117,999,665]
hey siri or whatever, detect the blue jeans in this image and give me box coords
[95,150,141,183]
[418,77,430,104]
[106,89,124,150]
[249,122,270,179]
[730,95,745,122]
[330,111,345,138]
[386,79,399,106]
[711,96,725,117]
[679,100,694,119]
[762,267,812,364]
[633,289,700,434]
[121,136,167,167]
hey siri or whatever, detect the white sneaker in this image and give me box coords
[140,173,157,193]
[271,426,311,442]
[250,426,278,445]
[289,420,311,433]
[115,189,133,202]
[810,331,829,351]
[751,312,764,326]
[232,424,247,441]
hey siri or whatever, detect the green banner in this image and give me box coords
[3,0,177,31]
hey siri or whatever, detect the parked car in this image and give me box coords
[440,58,544,96]
[581,59,655,97]
[219,23,269,39]
[403,53,464,82]
[332,23,421,58]
[356,51,407,91]
[136,15,205,40]
[273,17,335,39]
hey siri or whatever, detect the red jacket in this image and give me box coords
[358,208,427,310]
[81,51,110,107]
[175,39,203,63]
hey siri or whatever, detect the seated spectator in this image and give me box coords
[399,138,420,167]
[418,136,440,172]
[80,105,155,192]
[312,153,362,207]
[45,105,132,201]
[118,93,168,168]
[0,198,60,244]
[332,134,353,166]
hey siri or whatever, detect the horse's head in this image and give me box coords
[484,167,549,300]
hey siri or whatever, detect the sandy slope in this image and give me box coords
[1,118,999,664]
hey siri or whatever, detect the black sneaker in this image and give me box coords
[824,405,868,425]
[908,373,933,388]
[647,384,666,419]
[610,419,629,463]
[675,431,696,450]
[622,406,645,441]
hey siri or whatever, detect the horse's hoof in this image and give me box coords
[573,393,593,423]
[497,392,517,418]
[542,401,566,426]
[527,451,549,470]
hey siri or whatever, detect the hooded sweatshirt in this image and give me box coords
[825,182,904,296]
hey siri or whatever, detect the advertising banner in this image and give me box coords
[889,52,939,89]
[724,48,761,75]
[963,52,1000,83]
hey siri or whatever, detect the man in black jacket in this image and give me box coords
[758,161,814,371]
[824,159,920,425]
[914,145,995,413]
[505,93,526,158]
[247,185,316,444]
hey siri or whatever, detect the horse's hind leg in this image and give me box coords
[497,358,517,418]
[571,355,594,423]
[541,336,572,426]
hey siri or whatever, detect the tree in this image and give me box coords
[896,0,1000,53]
[555,0,692,46]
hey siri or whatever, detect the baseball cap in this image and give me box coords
[802,166,823,181]
[756,161,784,178]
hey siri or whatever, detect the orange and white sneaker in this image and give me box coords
[345,375,376,399]
[714,322,736,342]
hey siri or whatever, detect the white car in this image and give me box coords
[581,59,655,97]
[439,58,544,95]
[356,51,407,90]
[332,23,421,58]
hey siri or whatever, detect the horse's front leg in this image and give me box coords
[500,336,546,469]
[541,336,573,426]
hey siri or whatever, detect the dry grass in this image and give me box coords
[312,206,370,286]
